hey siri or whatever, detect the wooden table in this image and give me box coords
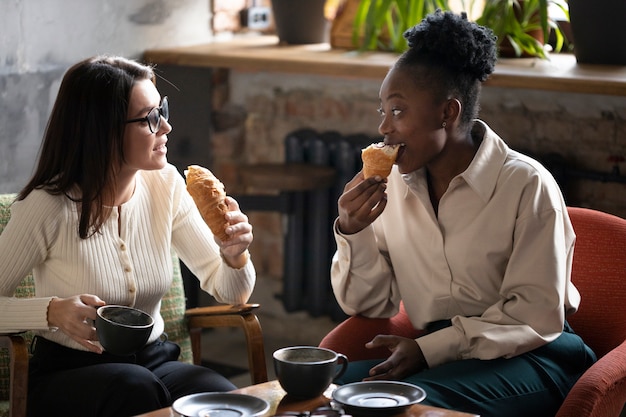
[134,380,478,417]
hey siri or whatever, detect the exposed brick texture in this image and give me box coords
[209,70,626,278]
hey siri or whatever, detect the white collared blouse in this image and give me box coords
[331,120,579,368]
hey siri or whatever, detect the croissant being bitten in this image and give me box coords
[185,165,230,241]
[361,142,400,179]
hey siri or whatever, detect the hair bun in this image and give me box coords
[404,10,497,82]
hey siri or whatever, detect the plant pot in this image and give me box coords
[330,0,360,49]
[330,0,391,50]
[569,0,626,65]
[271,0,329,44]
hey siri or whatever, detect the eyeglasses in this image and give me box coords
[125,96,169,133]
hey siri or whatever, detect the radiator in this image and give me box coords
[281,129,375,320]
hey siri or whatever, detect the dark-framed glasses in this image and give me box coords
[125,96,169,133]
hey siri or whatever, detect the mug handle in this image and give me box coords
[334,353,349,380]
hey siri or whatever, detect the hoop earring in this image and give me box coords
[442,121,447,128]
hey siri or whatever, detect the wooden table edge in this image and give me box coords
[132,380,479,417]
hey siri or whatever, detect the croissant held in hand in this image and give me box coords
[361,142,400,179]
[185,165,230,241]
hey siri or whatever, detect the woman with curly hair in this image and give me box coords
[330,11,596,417]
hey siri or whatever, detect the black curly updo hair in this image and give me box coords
[396,10,497,127]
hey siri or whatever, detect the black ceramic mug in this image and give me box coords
[273,346,348,399]
[96,305,154,356]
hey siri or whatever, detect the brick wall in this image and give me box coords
[210,70,626,278]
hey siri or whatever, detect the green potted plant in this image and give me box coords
[351,0,452,52]
[476,0,570,59]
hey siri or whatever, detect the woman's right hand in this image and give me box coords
[337,171,388,235]
[47,294,106,353]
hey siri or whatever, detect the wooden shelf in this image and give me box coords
[144,35,626,97]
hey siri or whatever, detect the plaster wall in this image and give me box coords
[0,0,214,193]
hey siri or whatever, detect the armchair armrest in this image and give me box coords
[319,302,423,361]
[556,339,626,417]
[0,333,28,417]
[185,303,267,385]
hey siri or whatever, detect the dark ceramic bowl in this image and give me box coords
[96,305,154,356]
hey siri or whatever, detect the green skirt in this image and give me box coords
[335,321,596,417]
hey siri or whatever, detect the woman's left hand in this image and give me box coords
[218,196,253,268]
[364,335,428,381]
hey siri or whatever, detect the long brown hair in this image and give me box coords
[17,55,156,238]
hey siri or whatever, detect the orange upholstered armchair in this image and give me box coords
[319,207,626,417]
[555,207,626,417]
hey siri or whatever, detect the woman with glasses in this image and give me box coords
[0,55,256,416]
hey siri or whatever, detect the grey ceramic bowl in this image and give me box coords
[96,305,154,356]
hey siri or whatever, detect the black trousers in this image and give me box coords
[27,335,236,417]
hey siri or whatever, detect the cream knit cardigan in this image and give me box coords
[0,164,256,351]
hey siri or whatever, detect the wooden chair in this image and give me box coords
[320,207,626,417]
[0,193,268,417]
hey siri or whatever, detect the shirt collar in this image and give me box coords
[461,120,509,202]
[401,120,509,203]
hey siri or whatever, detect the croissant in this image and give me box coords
[185,165,230,241]
[361,142,400,178]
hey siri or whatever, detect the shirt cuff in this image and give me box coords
[0,297,57,333]
[221,250,250,270]
[333,219,379,268]
[417,325,463,368]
